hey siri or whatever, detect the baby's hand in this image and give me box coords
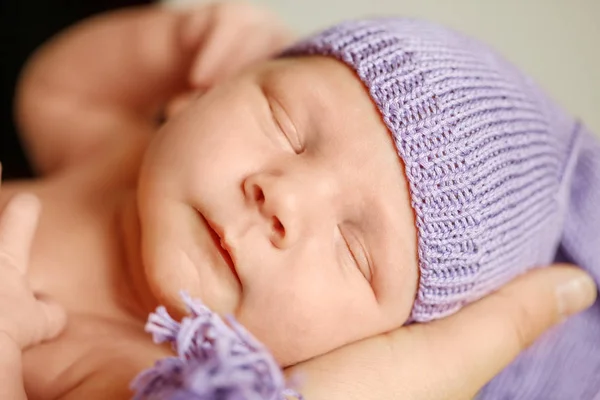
[165,2,294,118]
[182,2,294,88]
[0,173,66,350]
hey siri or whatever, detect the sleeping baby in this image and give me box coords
[1,2,599,399]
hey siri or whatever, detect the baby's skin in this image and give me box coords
[1,3,419,399]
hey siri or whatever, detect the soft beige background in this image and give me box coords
[166,0,599,134]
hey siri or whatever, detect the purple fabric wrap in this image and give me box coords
[285,18,600,399]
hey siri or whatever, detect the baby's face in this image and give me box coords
[137,56,418,366]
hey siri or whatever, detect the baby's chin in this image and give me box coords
[142,241,239,319]
[136,201,239,318]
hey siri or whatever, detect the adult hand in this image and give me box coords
[0,166,68,400]
[288,265,597,400]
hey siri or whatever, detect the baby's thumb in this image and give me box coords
[34,295,67,345]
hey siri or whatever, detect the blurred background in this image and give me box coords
[1,0,598,179]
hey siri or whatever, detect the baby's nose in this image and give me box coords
[242,171,336,249]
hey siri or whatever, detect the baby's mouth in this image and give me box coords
[199,212,240,284]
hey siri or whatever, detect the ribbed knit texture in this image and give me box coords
[285,18,600,399]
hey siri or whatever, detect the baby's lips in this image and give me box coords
[203,215,240,284]
[219,238,240,283]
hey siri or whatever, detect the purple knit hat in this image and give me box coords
[284,18,580,322]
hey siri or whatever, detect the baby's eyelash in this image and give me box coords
[267,97,304,154]
[340,227,372,282]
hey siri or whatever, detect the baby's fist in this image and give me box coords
[0,192,67,350]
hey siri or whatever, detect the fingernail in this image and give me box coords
[556,275,597,318]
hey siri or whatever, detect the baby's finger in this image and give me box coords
[414,265,597,398]
[187,4,293,88]
[164,90,204,120]
[203,27,291,83]
[187,21,242,87]
[31,295,68,346]
[0,193,41,273]
[189,26,292,87]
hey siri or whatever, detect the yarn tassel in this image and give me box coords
[130,291,303,400]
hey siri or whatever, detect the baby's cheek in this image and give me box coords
[236,282,379,367]
[236,291,323,366]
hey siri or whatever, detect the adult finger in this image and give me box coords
[410,265,597,398]
[0,193,41,273]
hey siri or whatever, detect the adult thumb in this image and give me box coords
[414,265,597,399]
